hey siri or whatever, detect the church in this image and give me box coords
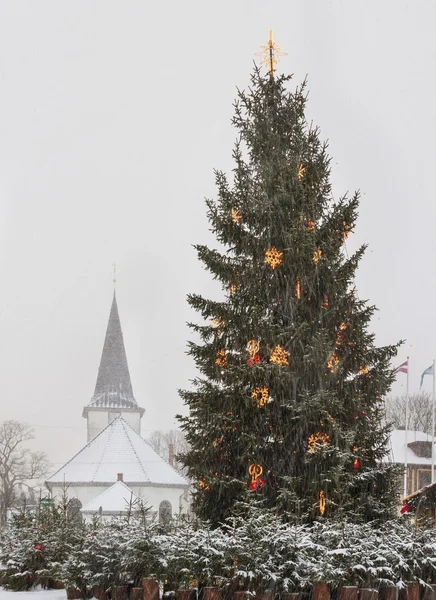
[45,293,190,520]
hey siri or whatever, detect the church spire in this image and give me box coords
[88,293,137,409]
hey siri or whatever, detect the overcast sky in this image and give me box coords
[0,0,433,469]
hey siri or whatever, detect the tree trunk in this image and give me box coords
[380,587,398,600]
[66,589,83,600]
[312,584,330,600]
[176,591,197,600]
[360,590,379,600]
[131,588,144,600]
[400,584,419,600]
[202,588,222,600]
[93,587,107,600]
[112,586,129,600]
[337,588,358,600]
[143,578,160,600]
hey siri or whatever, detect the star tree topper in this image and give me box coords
[255,30,288,75]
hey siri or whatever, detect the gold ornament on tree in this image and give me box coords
[297,163,305,180]
[264,247,283,270]
[270,345,289,366]
[319,490,326,515]
[211,317,225,332]
[307,432,330,453]
[228,283,237,294]
[342,221,353,242]
[215,349,228,367]
[327,353,339,372]
[312,247,322,263]
[246,339,260,358]
[251,386,269,408]
[359,365,369,375]
[230,208,242,224]
[321,295,329,310]
[199,478,210,491]
[295,277,301,299]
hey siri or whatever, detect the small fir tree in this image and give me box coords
[178,54,401,525]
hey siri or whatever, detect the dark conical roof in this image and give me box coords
[86,293,139,410]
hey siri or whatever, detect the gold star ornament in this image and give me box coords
[265,247,283,270]
[270,345,289,366]
[251,386,269,408]
[255,30,287,75]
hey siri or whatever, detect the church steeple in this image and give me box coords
[83,293,144,441]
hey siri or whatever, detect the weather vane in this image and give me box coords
[112,262,118,287]
[255,30,287,76]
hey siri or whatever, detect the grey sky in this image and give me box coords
[0,0,433,469]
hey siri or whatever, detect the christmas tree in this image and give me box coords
[178,33,401,526]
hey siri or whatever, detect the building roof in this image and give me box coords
[81,480,141,514]
[84,293,143,412]
[46,416,189,487]
[388,429,435,465]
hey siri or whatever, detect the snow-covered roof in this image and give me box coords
[387,429,435,465]
[46,417,189,487]
[81,480,141,514]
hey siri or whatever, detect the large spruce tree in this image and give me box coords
[178,62,400,526]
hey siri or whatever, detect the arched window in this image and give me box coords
[67,498,83,524]
[159,500,172,523]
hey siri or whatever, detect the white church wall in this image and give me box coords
[48,483,189,516]
[120,411,141,434]
[86,411,108,442]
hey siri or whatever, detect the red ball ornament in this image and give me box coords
[34,543,42,551]
[247,354,261,367]
[249,477,265,491]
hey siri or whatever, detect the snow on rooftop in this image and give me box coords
[46,417,188,487]
[81,480,141,514]
[387,429,435,465]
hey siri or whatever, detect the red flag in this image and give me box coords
[394,360,408,375]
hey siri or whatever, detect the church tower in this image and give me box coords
[82,293,145,441]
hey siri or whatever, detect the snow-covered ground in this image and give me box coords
[0,590,66,600]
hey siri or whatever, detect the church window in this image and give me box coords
[159,500,172,523]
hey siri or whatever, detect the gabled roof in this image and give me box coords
[81,480,141,514]
[46,417,188,487]
[84,293,143,412]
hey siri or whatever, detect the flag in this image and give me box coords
[394,360,408,375]
[420,363,434,389]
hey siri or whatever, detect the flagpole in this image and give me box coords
[432,359,435,484]
[404,356,409,497]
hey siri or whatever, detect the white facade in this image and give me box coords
[45,293,190,519]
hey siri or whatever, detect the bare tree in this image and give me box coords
[0,420,50,526]
[146,429,189,475]
[385,391,433,434]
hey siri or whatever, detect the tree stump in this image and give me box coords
[143,579,160,600]
[93,587,107,600]
[379,587,398,600]
[234,593,250,600]
[258,593,275,600]
[176,591,197,600]
[337,588,358,600]
[67,589,83,600]
[400,584,419,600]
[112,586,129,600]
[359,590,379,600]
[202,588,222,600]
[423,585,436,600]
[131,588,144,600]
[312,584,330,600]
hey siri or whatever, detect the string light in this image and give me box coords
[359,366,369,375]
[215,350,228,367]
[251,386,269,408]
[312,247,322,263]
[230,208,242,224]
[319,490,326,515]
[270,345,289,366]
[264,247,283,270]
[198,479,210,491]
[246,340,260,358]
[336,322,347,346]
[228,284,237,294]
[307,432,330,453]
